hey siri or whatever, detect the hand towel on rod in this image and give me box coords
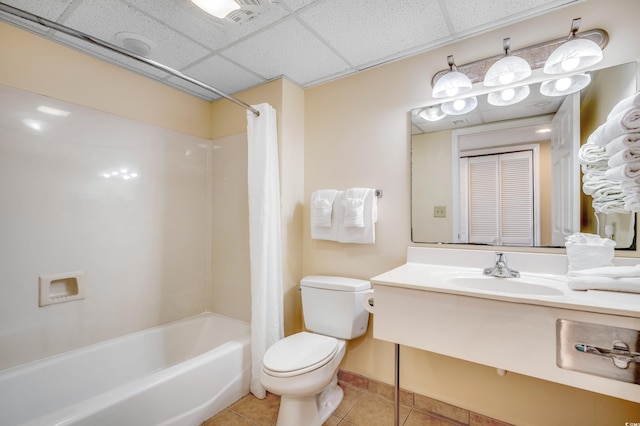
[311,190,341,241]
[338,188,377,244]
[311,189,338,227]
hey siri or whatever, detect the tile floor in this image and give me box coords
[202,377,510,426]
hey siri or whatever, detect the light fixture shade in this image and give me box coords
[484,55,531,86]
[487,85,530,106]
[441,97,477,115]
[432,71,473,98]
[190,0,240,18]
[419,106,447,121]
[540,73,591,96]
[543,38,603,74]
[432,55,473,99]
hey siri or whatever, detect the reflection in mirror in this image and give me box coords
[411,62,637,249]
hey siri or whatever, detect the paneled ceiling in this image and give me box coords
[0,0,580,101]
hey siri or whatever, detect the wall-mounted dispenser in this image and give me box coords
[39,272,85,306]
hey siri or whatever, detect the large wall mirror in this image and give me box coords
[411,62,638,249]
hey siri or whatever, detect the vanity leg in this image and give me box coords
[394,343,400,426]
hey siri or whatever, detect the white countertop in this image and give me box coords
[372,261,640,319]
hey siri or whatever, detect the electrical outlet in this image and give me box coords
[433,206,446,218]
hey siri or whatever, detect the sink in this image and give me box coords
[443,275,564,296]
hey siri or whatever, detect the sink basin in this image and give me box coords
[444,275,564,296]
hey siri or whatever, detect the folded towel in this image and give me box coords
[569,264,640,278]
[338,188,377,244]
[311,190,338,227]
[568,276,640,293]
[590,109,640,147]
[604,162,640,182]
[565,233,616,271]
[578,143,608,164]
[608,147,640,168]
[621,179,640,190]
[342,188,369,228]
[591,199,628,214]
[581,161,608,173]
[604,133,640,156]
[311,190,341,241]
[624,192,640,212]
[607,91,640,120]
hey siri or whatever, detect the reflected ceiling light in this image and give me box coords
[483,38,532,87]
[540,73,591,96]
[544,18,603,74]
[419,105,447,121]
[37,106,71,117]
[487,85,530,106]
[189,0,240,18]
[441,97,478,115]
[432,55,473,99]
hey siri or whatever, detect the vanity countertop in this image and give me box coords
[372,260,640,319]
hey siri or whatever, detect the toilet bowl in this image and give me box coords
[261,332,347,426]
[260,275,371,426]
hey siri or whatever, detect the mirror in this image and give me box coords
[411,62,637,248]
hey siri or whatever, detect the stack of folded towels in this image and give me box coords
[586,91,640,211]
[578,143,625,213]
[565,232,640,293]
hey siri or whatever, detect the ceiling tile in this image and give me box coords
[222,18,351,86]
[298,0,450,68]
[278,0,319,12]
[167,55,266,99]
[444,0,578,33]
[1,0,73,34]
[62,0,211,70]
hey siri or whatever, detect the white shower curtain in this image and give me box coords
[247,103,284,399]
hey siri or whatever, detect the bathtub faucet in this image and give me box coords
[483,252,520,278]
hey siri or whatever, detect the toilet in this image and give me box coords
[260,275,371,426]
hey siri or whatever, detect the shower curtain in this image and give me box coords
[247,103,284,399]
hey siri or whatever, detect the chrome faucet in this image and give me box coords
[483,252,520,278]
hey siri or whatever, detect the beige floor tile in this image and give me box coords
[229,393,281,426]
[336,420,358,426]
[404,409,460,426]
[343,394,411,426]
[333,383,366,418]
[323,414,341,426]
[202,409,257,426]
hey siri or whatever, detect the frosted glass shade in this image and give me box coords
[540,73,591,96]
[419,106,446,121]
[190,0,240,18]
[487,85,530,106]
[543,38,603,74]
[484,56,532,87]
[432,71,473,98]
[441,97,477,115]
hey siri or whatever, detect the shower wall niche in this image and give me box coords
[0,84,213,370]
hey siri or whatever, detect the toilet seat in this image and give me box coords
[263,332,338,378]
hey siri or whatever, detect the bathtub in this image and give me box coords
[0,312,251,426]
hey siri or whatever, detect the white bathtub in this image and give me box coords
[0,312,251,426]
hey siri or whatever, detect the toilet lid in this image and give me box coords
[263,332,338,377]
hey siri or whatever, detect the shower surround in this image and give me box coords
[0,84,213,370]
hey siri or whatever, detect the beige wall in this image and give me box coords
[304,0,640,424]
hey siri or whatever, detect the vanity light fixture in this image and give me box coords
[543,18,603,74]
[189,0,240,19]
[483,38,532,87]
[540,73,591,96]
[441,96,478,115]
[432,55,473,99]
[419,105,447,121]
[487,85,530,106]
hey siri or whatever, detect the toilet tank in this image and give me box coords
[300,275,371,340]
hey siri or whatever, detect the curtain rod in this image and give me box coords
[0,2,260,117]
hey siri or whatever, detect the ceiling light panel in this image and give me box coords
[297,0,449,68]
